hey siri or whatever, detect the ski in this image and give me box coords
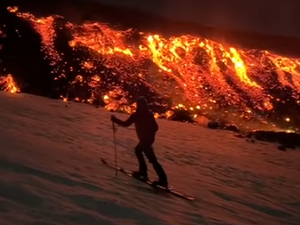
[101,158,195,201]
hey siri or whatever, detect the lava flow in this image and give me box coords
[2,6,300,131]
[0,74,20,93]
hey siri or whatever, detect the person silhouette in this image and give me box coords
[111,96,168,187]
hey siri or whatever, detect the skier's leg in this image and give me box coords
[144,146,168,186]
[134,143,148,177]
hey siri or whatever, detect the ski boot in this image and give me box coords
[131,171,148,181]
[152,179,168,188]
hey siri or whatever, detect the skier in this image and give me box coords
[110,96,168,187]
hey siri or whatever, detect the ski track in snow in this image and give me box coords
[0,91,300,225]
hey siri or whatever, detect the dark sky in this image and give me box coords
[89,0,299,38]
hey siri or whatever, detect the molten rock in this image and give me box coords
[1,3,300,131]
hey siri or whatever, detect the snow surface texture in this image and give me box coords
[0,91,300,225]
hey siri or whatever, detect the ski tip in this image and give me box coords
[151,183,196,201]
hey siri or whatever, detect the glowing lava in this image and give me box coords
[4,6,300,129]
[0,74,20,93]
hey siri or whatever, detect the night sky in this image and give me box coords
[88,0,299,38]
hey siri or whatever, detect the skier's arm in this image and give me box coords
[111,113,136,127]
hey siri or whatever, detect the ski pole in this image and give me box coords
[112,122,118,176]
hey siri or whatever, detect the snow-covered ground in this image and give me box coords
[0,91,300,225]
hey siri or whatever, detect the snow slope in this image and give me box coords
[0,91,300,225]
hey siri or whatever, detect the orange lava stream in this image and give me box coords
[0,74,20,93]
[4,6,300,128]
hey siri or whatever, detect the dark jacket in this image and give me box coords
[112,101,158,145]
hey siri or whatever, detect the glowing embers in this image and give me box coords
[0,74,20,93]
